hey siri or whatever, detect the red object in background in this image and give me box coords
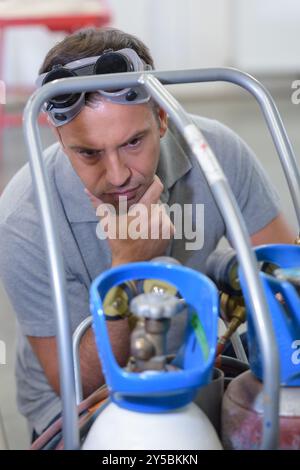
[0,2,112,158]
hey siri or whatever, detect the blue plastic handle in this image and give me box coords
[90,261,219,412]
[240,244,300,386]
[254,243,300,268]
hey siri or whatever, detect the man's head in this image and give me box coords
[39,28,168,208]
[39,28,154,126]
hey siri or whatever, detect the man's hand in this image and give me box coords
[85,176,175,266]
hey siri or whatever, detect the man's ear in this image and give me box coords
[158,107,168,138]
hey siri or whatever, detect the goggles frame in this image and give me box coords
[37,48,152,126]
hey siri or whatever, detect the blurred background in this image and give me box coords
[0,0,299,449]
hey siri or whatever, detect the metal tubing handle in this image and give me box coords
[23,108,79,449]
[73,316,93,405]
[154,68,300,231]
[140,74,279,449]
[27,67,300,229]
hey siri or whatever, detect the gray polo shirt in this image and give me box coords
[0,115,280,434]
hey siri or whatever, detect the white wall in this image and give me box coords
[4,27,64,85]
[3,0,300,87]
[109,0,232,70]
[3,0,233,85]
[233,0,300,72]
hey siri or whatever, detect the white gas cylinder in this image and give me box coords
[82,401,222,450]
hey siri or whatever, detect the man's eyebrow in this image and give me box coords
[69,128,149,152]
[69,145,103,152]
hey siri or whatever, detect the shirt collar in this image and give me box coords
[54,121,193,222]
[157,120,193,203]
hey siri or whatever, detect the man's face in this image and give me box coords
[54,100,168,209]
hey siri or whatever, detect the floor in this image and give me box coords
[0,84,299,449]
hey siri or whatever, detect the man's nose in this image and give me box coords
[105,152,131,187]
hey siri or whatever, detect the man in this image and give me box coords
[0,27,295,440]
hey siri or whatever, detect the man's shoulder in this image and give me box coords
[0,142,61,225]
[190,114,240,146]
[169,114,241,155]
[159,114,246,195]
[189,114,222,133]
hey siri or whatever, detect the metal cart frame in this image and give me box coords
[23,67,300,450]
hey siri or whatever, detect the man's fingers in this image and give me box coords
[138,175,164,206]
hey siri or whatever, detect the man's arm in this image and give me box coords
[28,176,174,399]
[28,318,130,398]
[250,213,296,246]
[0,213,131,401]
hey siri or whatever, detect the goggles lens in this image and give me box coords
[94,51,133,75]
[43,67,81,108]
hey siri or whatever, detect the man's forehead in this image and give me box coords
[67,99,153,124]
[60,103,156,146]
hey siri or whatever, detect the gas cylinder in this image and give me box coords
[222,244,300,450]
[222,370,300,449]
[82,261,223,450]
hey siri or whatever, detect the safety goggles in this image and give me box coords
[37,48,152,127]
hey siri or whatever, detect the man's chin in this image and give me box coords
[106,195,139,214]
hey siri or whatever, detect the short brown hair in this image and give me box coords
[39,27,154,74]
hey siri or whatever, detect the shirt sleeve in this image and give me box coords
[203,119,282,237]
[0,215,90,337]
